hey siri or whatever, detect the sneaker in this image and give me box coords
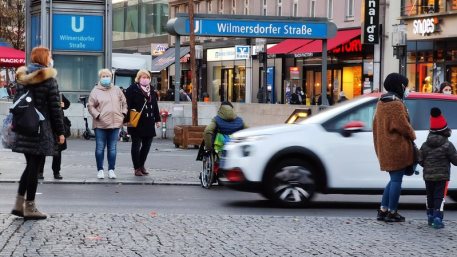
[385,211,405,222]
[432,217,445,229]
[108,169,116,179]
[97,170,104,179]
[377,209,388,221]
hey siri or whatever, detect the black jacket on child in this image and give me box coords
[419,130,457,181]
[12,66,65,156]
[125,83,161,138]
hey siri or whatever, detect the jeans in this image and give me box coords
[95,128,119,171]
[18,154,45,201]
[131,136,153,169]
[381,170,405,212]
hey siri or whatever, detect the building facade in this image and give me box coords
[165,0,375,104]
[400,0,457,94]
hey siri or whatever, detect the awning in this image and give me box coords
[150,47,190,73]
[0,46,26,68]
[267,39,313,55]
[290,29,361,54]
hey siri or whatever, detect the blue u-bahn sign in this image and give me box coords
[52,14,103,52]
[167,14,337,39]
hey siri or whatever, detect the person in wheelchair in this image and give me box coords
[203,101,247,154]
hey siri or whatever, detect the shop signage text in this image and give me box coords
[151,44,168,56]
[168,15,337,39]
[52,14,103,52]
[362,0,379,44]
[0,58,25,65]
[290,67,300,80]
[413,18,438,36]
[332,39,362,54]
[235,46,250,59]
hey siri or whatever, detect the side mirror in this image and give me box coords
[341,120,366,137]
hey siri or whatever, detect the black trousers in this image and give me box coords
[425,180,447,211]
[18,154,45,201]
[38,151,62,174]
[131,136,153,169]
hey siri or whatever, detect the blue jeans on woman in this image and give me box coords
[381,170,405,212]
[95,128,119,171]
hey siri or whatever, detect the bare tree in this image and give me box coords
[0,0,25,50]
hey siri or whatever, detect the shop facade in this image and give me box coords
[401,0,457,93]
[267,28,374,105]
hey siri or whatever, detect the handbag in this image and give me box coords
[63,116,72,138]
[128,100,147,128]
[405,141,419,176]
[1,113,16,149]
[10,89,45,136]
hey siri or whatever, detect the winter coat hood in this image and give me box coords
[217,105,237,121]
[16,66,57,86]
[425,131,451,148]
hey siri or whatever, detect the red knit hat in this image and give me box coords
[430,107,448,132]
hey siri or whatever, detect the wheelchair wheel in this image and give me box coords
[200,152,215,189]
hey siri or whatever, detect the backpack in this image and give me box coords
[213,133,231,153]
[1,113,15,149]
[10,89,45,137]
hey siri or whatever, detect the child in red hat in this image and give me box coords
[419,107,457,229]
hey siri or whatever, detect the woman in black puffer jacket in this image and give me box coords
[11,46,65,220]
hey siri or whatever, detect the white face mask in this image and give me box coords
[404,87,410,98]
[48,59,54,68]
[443,90,452,95]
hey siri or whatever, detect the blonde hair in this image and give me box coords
[98,68,112,78]
[135,69,151,83]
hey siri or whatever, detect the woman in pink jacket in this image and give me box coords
[88,69,127,179]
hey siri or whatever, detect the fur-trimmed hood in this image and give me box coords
[16,66,57,86]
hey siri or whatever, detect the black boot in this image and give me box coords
[38,172,44,180]
[53,171,63,180]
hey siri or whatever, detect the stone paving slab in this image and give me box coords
[0,139,202,186]
[0,213,456,256]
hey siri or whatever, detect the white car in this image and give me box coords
[219,93,457,207]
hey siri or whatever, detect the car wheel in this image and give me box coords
[265,158,316,207]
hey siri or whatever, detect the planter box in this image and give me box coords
[173,125,206,149]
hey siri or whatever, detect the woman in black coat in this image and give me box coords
[125,70,161,176]
[11,46,65,220]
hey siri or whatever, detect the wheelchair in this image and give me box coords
[196,141,220,189]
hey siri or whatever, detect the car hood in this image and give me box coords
[232,123,307,138]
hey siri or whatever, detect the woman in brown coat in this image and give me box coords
[373,73,416,222]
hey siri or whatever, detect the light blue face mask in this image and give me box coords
[100,77,111,86]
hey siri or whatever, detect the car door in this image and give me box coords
[320,99,385,189]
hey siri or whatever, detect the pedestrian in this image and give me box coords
[125,69,161,176]
[204,101,247,153]
[88,69,127,179]
[418,107,457,229]
[38,93,70,180]
[11,46,65,220]
[373,73,417,222]
[337,91,348,103]
[179,88,191,101]
[439,81,453,95]
[290,87,305,105]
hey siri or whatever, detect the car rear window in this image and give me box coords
[406,99,457,130]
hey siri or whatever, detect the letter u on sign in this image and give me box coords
[71,16,84,33]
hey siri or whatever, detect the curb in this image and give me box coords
[0,179,203,186]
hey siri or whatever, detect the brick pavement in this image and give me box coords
[0,213,456,256]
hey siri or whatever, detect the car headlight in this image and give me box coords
[231,135,269,144]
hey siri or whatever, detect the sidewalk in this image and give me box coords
[0,138,202,185]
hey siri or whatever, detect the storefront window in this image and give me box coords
[407,64,417,91]
[435,41,445,62]
[418,63,434,92]
[450,0,457,10]
[417,41,434,63]
[207,61,246,102]
[343,66,362,99]
[402,0,418,16]
[446,41,457,61]
[113,0,169,41]
[54,54,104,101]
[402,0,444,15]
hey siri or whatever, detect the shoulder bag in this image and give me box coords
[128,100,147,128]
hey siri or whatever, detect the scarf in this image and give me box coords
[138,83,151,102]
[27,63,46,74]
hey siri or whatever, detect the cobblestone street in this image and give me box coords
[1,213,457,256]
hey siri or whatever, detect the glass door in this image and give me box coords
[446,65,457,95]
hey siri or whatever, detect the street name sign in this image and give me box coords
[52,14,103,52]
[167,14,337,39]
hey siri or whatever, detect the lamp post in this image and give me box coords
[195,44,203,100]
[188,0,198,126]
[392,24,407,77]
